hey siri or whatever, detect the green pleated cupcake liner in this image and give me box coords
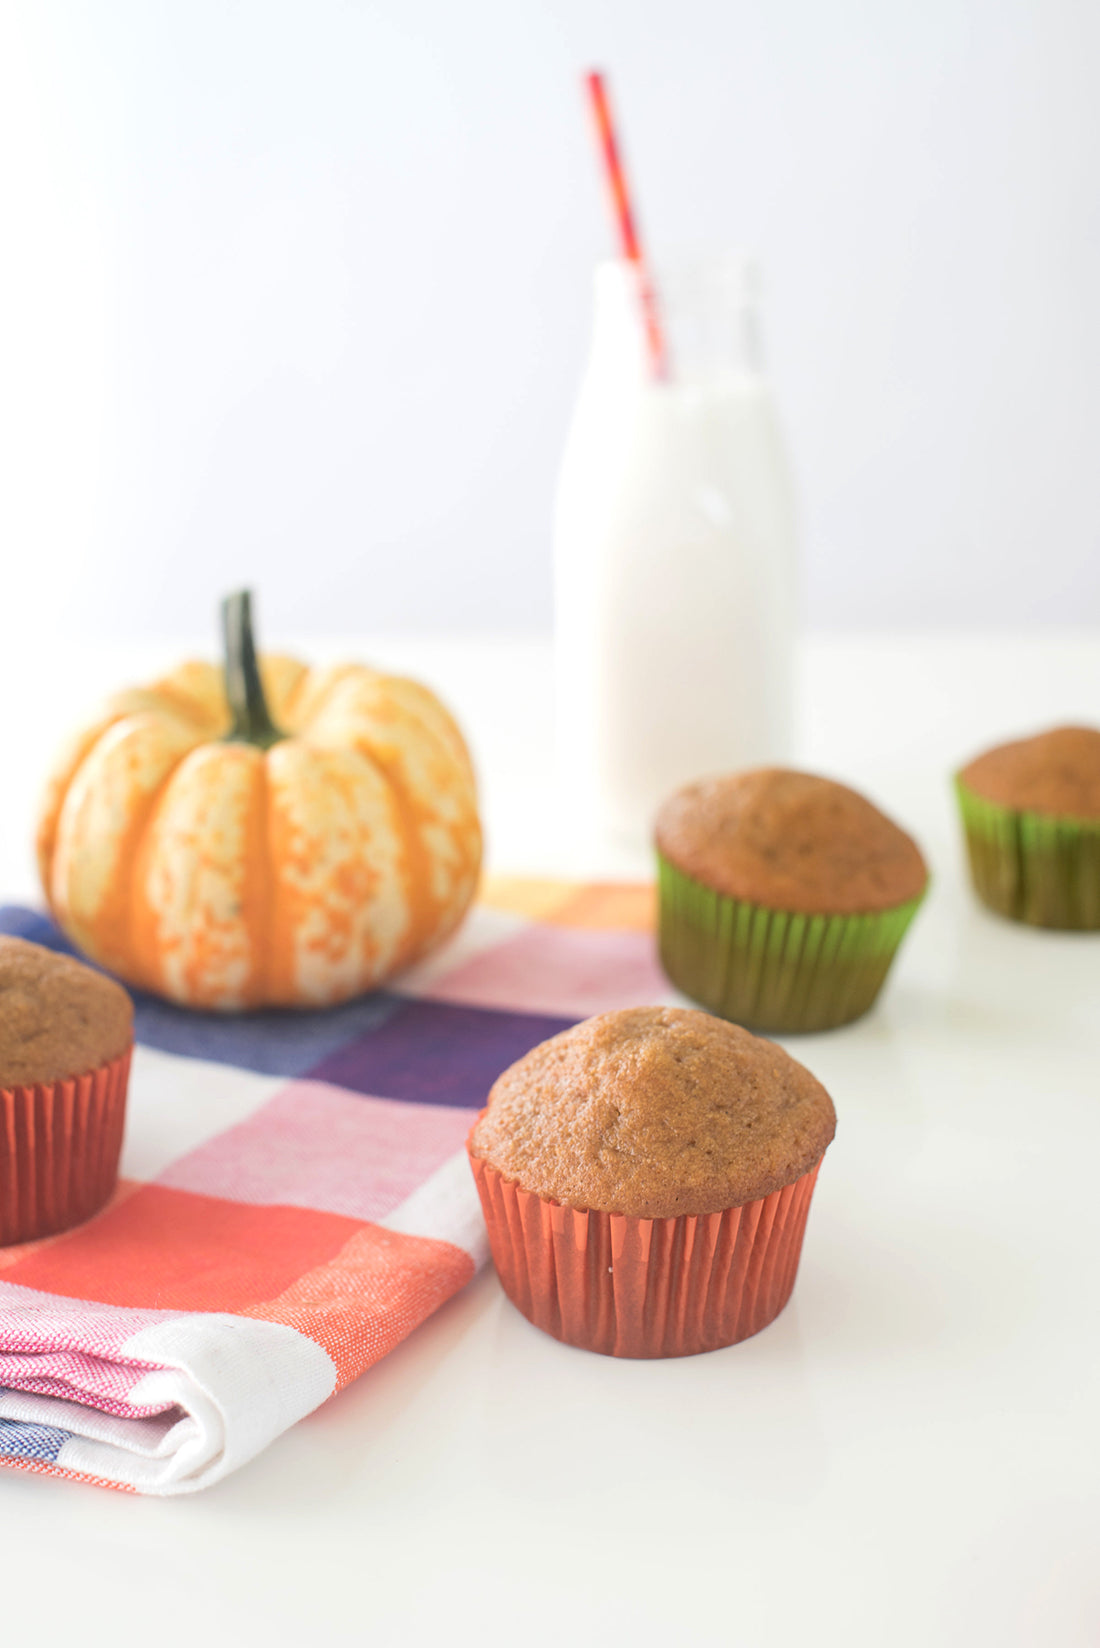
[657,854,925,1034]
[954,778,1100,930]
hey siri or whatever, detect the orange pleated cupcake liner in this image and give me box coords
[0,1045,132,1246]
[468,1132,823,1358]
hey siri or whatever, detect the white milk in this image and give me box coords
[554,257,797,845]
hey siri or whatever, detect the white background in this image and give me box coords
[3,0,1100,648]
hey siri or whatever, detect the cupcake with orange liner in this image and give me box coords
[0,937,133,1246]
[467,1006,835,1359]
[955,725,1100,930]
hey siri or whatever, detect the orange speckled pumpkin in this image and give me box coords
[36,592,482,1010]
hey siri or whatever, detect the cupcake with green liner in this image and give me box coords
[954,725,1100,930]
[656,769,928,1033]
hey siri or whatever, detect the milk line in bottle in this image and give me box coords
[553,254,797,846]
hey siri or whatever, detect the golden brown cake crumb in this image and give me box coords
[655,768,928,915]
[959,725,1100,819]
[469,1006,836,1218]
[0,937,133,1089]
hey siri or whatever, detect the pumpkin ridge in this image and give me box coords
[381,675,480,817]
[269,658,313,732]
[142,682,226,733]
[37,714,128,899]
[146,660,230,732]
[133,743,268,1008]
[95,734,201,991]
[337,740,423,976]
[248,752,277,1006]
[384,674,477,790]
[262,743,297,1005]
[292,663,382,735]
[262,739,411,1007]
[361,687,481,966]
[296,674,481,971]
[354,743,441,971]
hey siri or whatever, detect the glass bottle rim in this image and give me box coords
[594,251,761,308]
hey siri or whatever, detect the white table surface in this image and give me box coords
[1,631,1098,1648]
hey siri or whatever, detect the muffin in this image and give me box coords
[467,1006,836,1358]
[954,725,1100,929]
[655,769,928,1033]
[0,937,133,1245]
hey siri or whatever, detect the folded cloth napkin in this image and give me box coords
[0,880,660,1494]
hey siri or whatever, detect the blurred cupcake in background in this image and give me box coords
[468,1006,836,1359]
[954,725,1100,930]
[0,937,133,1245]
[655,769,928,1034]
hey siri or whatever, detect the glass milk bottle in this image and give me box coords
[554,254,797,845]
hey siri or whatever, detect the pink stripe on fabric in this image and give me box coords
[156,1081,475,1222]
[0,1282,179,1418]
[0,1352,181,1417]
[423,924,672,1019]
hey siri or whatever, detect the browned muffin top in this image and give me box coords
[958,725,1100,819]
[0,937,133,1089]
[655,768,928,915]
[469,1006,836,1219]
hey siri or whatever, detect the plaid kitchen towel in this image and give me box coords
[0,880,661,1495]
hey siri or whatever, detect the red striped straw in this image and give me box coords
[583,70,668,381]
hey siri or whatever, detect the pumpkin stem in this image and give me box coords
[221,590,286,750]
